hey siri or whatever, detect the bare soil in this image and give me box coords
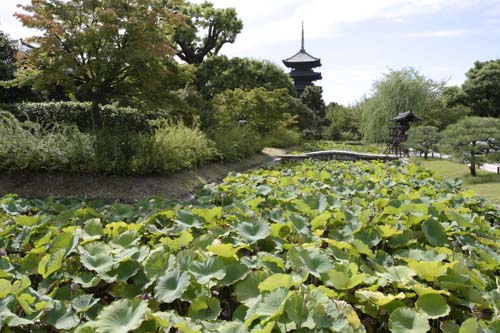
[0,148,291,202]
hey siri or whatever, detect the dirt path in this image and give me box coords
[0,147,293,202]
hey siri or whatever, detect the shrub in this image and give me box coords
[212,126,264,161]
[212,88,294,135]
[91,127,144,174]
[0,111,94,172]
[132,121,218,174]
[0,102,170,132]
[261,128,302,148]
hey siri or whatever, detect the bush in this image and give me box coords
[91,127,144,174]
[0,111,94,172]
[132,121,218,174]
[0,102,170,132]
[212,126,264,161]
[0,112,218,175]
[261,128,302,148]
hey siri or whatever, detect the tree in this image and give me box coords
[360,68,443,142]
[325,103,362,140]
[16,0,183,128]
[212,88,295,134]
[439,117,500,176]
[461,59,500,117]
[194,55,295,99]
[0,30,45,102]
[0,30,16,81]
[404,125,440,159]
[300,85,327,138]
[421,86,470,131]
[172,1,243,64]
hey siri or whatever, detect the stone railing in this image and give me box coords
[277,150,399,162]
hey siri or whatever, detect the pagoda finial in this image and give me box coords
[301,21,305,50]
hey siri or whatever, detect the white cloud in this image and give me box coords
[406,29,475,38]
[193,0,488,54]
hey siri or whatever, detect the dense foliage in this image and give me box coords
[1,160,499,332]
[212,88,297,135]
[16,0,183,128]
[404,126,440,159]
[360,68,442,142]
[0,102,169,132]
[325,103,362,141]
[195,56,295,99]
[302,141,385,154]
[461,59,500,118]
[0,112,217,175]
[0,31,16,81]
[300,86,327,139]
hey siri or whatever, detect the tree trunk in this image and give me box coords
[470,148,477,176]
[91,99,102,130]
[424,152,428,159]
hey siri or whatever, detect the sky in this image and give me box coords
[1,0,500,105]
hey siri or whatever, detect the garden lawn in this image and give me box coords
[415,158,500,203]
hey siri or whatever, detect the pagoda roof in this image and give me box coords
[283,49,321,68]
[391,111,421,122]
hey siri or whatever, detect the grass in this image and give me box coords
[414,158,500,203]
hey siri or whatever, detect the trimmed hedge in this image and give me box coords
[0,102,170,132]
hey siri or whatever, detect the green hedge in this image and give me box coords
[0,102,170,132]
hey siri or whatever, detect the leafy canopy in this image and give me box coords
[16,0,183,127]
[462,59,500,117]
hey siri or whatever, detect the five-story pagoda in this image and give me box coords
[283,23,322,94]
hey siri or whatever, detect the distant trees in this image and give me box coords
[172,2,243,64]
[439,117,500,176]
[16,0,183,128]
[325,103,361,140]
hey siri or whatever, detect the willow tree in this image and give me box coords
[16,0,183,128]
[360,68,443,142]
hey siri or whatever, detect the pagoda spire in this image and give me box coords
[282,21,322,94]
[301,21,305,50]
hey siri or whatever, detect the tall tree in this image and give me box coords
[212,88,294,134]
[0,31,17,81]
[300,85,327,138]
[16,0,183,128]
[194,55,295,99]
[440,117,500,176]
[325,103,362,140]
[461,59,500,118]
[172,1,243,64]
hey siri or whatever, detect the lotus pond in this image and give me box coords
[0,160,499,333]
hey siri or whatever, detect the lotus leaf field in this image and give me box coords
[0,160,499,333]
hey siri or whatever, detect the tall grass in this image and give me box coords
[132,121,218,174]
[0,111,94,172]
[261,128,302,148]
[212,126,264,161]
